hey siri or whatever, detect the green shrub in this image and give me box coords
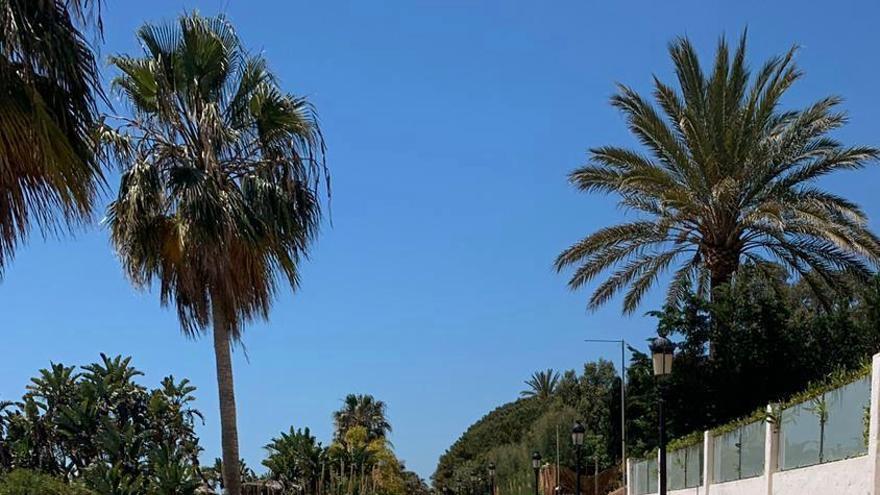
[0,470,93,495]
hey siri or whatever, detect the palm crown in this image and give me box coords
[555,33,880,313]
[333,394,392,443]
[520,369,560,400]
[104,13,327,335]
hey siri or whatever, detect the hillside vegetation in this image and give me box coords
[434,266,880,495]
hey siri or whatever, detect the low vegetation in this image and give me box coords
[0,359,428,495]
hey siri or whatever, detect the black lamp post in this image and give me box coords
[649,336,675,495]
[532,452,542,495]
[488,463,496,495]
[571,421,585,495]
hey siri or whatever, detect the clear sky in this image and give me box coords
[2,0,879,481]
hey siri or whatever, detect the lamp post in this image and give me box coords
[532,452,542,495]
[649,336,675,495]
[584,338,628,486]
[488,463,496,495]
[571,421,585,495]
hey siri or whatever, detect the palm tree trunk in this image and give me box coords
[706,245,740,294]
[213,302,242,495]
[706,245,740,358]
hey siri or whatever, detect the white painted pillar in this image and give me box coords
[626,458,633,495]
[702,431,714,495]
[869,353,880,495]
[763,404,778,495]
[656,449,662,495]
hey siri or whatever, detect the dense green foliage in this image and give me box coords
[435,266,880,489]
[261,395,427,495]
[0,360,429,495]
[0,355,203,495]
[640,265,880,451]
[433,363,621,495]
[555,32,880,313]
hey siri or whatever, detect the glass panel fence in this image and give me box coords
[667,449,686,491]
[684,443,703,488]
[714,419,766,482]
[646,458,658,493]
[713,428,741,483]
[823,376,870,463]
[740,420,765,479]
[779,400,821,470]
[779,376,871,470]
[632,459,649,495]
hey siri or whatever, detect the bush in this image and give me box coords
[0,470,93,495]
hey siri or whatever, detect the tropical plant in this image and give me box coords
[262,427,324,493]
[333,395,391,443]
[103,13,328,495]
[520,370,559,400]
[326,427,402,495]
[0,355,203,495]
[0,0,106,275]
[555,32,880,313]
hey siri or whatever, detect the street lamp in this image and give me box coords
[488,463,496,495]
[584,338,628,487]
[571,421,585,495]
[532,452,542,495]
[649,336,675,495]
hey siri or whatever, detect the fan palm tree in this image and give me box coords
[0,0,105,275]
[520,369,559,400]
[333,395,392,443]
[555,32,880,313]
[103,13,328,495]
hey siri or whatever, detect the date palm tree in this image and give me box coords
[556,33,880,313]
[103,13,328,495]
[520,369,559,400]
[0,0,105,275]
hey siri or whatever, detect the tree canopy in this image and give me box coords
[556,32,880,313]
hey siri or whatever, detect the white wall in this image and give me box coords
[626,353,880,495]
[772,456,870,495]
[710,476,763,495]
[667,487,703,495]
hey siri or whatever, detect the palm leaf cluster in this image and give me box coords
[332,394,392,443]
[0,0,105,275]
[103,13,328,337]
[555,33,880,313]
[520,369,560,400]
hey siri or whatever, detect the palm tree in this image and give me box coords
[103,13,328,495]
[333,395,392,442]
[520,369,559,399]
[555,32,880,313]
[0,0,105,275]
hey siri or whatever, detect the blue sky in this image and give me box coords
[2,0,880,481]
